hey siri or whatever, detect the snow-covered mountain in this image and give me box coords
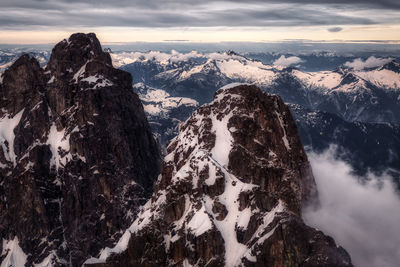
[0,49,49,73]
[116,50,400,124]
[86,84,352,266]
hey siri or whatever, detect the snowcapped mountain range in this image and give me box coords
[0,49,49,73]
[116,50,400,124]
[112,50,400,185]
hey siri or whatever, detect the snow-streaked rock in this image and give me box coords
[0,33,161,267]
[87,85,352,267]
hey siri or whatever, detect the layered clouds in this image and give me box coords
[344,56,393,70]
[304,148,400,267]
[0,0,399,43]
[0,0,399,29]
[273,55,303,67]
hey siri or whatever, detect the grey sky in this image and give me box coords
[0,0,399,43]
[0,0,399,29]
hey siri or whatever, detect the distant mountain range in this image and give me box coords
[115,50,400,187]
[0,49,49,72]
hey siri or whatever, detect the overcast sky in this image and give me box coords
[0,0,399,43]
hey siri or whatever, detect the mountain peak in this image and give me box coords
[226,50,239,56]
[87,84,351,267]
[0,33,161,266]
[380,59,400,73]
[47,32,112,75]
[1,54,44,114]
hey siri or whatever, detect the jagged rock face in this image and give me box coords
[89,85,351,267]
[0,33,161,266]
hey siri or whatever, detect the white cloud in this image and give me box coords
[304,148,400,267]
[273,55,303,67]
[344,56,392,70]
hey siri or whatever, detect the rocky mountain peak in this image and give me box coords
[47,32,112,77]
[0,54,44,115]
[0,33,161,267]
[87,84,350,267]
[165,83,317,213]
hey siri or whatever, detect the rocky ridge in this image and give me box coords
[87,84,352,266]
[0,33,161,266]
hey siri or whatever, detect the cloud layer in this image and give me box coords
[344,56,393,70]
[304,149,400,267]
[273,55,303,67]
[0,0,399,30]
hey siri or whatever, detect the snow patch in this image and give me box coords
[1,237,28,267]
[81,75,113,89]
[275,111,291,150]
[211,112,234,167]
[0,109,24,165]
[217,59,275,85]
[293,70,342,90]
[111,50,203,67]
[355,69,400,90]
[220,82,251,90]
[46,124,71,170]
[137,85,198,116]
[187,206,213,236]
[47,76,55,84]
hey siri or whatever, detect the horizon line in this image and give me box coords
[1,39,400,46]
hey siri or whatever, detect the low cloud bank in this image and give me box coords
[344,56,392,70]
[273,55,303,67]
[304,148,400,267]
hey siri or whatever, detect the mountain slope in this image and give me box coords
[86,85,352,267]
[0,33,161,266]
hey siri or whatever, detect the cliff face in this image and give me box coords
[0,33,161,266]
[88,84,351,266]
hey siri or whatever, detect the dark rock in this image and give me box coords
[0,33,161,266]
[89,85,351,266]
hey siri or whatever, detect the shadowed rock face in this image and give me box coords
[88,85,351,267]
[0,33,161,266]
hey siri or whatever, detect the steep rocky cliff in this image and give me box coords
[0,33,161,266]
[87,84,352,266]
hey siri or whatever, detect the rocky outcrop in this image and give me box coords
[0,33,161,266]
[87,84,351,266]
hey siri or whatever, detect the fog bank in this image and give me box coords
[304,149,400,267]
